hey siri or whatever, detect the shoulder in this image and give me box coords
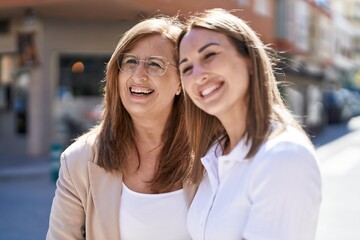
[63,133,98,162]
[251,126,320,180]
[259,126,315,159]
[61,132,99,178]
[242,127,321,240]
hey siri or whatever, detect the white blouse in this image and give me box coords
[187,126,322,240]
[120,183,191,240]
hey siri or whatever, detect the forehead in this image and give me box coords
[179,28,229,53]
[129,35,174,59]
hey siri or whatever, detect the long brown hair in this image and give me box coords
[86,16,191,193]
[177,8,306,184]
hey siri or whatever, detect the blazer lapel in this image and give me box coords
[88,162,122,240]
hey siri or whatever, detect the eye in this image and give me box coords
[204,51,218,60]
[147,58,166,69]
[123,56,138,65]
[180,65,193,76]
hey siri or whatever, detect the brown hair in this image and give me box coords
[177,8,306,184]
[86,16,191,193]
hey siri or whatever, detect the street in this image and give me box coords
[0,118,359,240]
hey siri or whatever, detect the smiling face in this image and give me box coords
[118,35,181,121]
[179,28,250,123]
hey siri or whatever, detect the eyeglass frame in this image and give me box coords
[116,53,177,77]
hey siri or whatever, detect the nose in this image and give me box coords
[132,61,148,81]
[192,64,208,84]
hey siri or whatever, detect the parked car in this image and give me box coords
[323,88,360,124]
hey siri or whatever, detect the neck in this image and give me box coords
[219,110,247,155]
[131,113,169,144]
[124,120,165,184]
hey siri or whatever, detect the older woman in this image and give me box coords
[47,16,195,240]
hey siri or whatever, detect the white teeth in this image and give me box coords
[130,87,153,94]
[201,84,220,97]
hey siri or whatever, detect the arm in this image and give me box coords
[46,153,86,240]
[243,142,322,240]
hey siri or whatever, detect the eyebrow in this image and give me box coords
[179,42,220,65]
[198,42,220,53]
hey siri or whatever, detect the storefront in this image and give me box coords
[278,62,328,134]
[0,16,135,156]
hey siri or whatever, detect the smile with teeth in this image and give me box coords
[200,83,222,97]
[130,87,154,95]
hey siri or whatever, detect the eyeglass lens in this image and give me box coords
[119,54,168,77]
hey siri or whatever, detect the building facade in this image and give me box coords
[332,0,360,88]
[0,10,137,155]
[275,0,333,132]
[0,0,276,156]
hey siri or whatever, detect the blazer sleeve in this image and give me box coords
[46,153,86,240]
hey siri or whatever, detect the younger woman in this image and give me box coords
[178,8,321,240]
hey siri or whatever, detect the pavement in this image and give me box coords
[0,155,55,240]
[0,156,51,180]
[315,116,360,240]
[0,116,360,239]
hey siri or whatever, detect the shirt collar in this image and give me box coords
[201,137,251,167]
[200,141,222,172]
[218,137,251,163]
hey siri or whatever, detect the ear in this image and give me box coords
[175,85,182,95]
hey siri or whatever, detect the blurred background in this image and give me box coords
[0,0,360,239]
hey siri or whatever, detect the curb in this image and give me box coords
[0,162,51,180]
[316,128,360,162]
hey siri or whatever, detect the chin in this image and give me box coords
[200,108,220,117]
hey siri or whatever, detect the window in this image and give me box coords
[0,55,15,111]
[236,0,248,6]
[254,0,270,16]
[59,54,109,97]
[294,1,309,51]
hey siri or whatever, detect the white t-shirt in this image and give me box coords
[120,183,191,240]
[187,126,322,240]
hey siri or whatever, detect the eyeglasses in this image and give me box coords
[117,53,177,77]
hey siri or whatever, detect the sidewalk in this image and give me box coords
[0,155,51,180]
[315,116,360,240]
[0,155,55,240]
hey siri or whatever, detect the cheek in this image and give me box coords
[164,71,180,90]
[118,72,130,86]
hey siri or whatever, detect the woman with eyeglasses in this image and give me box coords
[47,16,196,240]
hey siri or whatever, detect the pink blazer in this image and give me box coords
[46,135,197,240]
